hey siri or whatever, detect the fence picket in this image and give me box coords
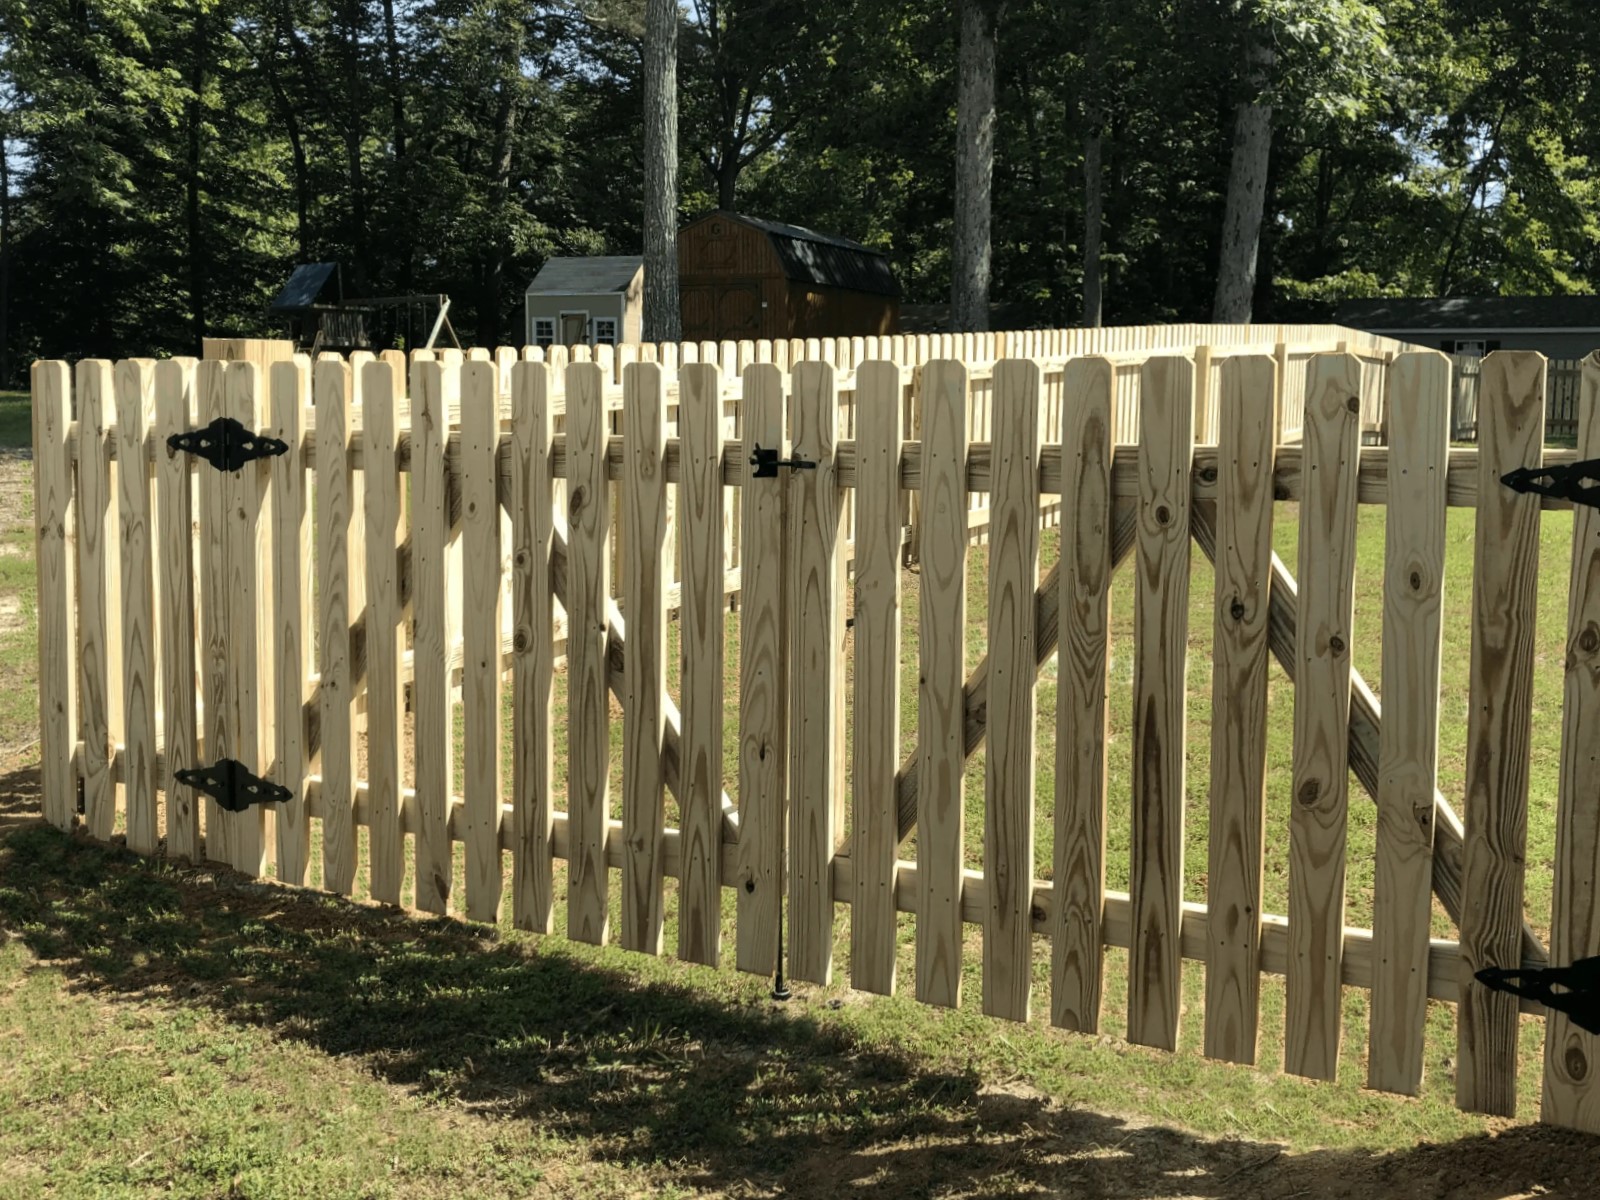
[1369,351,1449,1095]
[412,360,456,914]
[984,360,1040,1022]
[1545,353,1600,1135]
[197,360,230,863]
[1458,351,1546,1115]
[1053,357,1114,1033]
[153,361,198,858]
[76,360,120,842]
[270,359,311,885]
[512,361,557,932]
[362,361,405,906]
[786,362,845,986]
[1130,355,1194,1051]
[1286,353,1363,1081]
[737,363,786,976]
[851,361,903,996]
[623,362,669,953]
[917,361,970,1009]
[33,361,76,832]
[677,363,725,966]
[316,359,357,894]
[115,360,158,856]
[567,361,612,946]
[462,362,505,922]
[1203,355,1278,1064]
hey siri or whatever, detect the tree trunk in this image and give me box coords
[381,0,412,291]
[187,6,208,350]
[0,118,10,387]
[643,0,682,341]
[1212,32,1275,324]
[480,25,521,349]
[339,0,368,291]
[951,0,1004,333]
[1079,1,1104,327]
[1082,129,1103,327]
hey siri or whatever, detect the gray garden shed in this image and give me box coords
[524,256,643,348]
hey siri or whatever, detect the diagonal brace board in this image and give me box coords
[1190,502,1547,969]
[868,491,1548,971]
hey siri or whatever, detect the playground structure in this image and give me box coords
[27,321,1600,1137]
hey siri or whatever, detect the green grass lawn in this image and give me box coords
[1,392,1596,1197]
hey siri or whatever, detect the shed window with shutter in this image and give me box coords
[593,317,618,345]
[533,318,555,347]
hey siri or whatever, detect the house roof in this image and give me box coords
[701,212,900,297]
[526,256,642,295]
[1335,296,1600,331]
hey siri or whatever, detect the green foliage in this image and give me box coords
[0,0,1597,377]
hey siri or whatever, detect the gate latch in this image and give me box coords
[1476,956,1600,1034]
[168,417,289,473]
[750,443,817,479]
[1501,458,1600,510]
[174,759,292,814]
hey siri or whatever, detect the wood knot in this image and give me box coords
[1155,505,1171,526]
[513,628,532,654]
[1567,1045,1588,1081]
[1410,570,1423,592]
[569,484,586,513]
[1328,634,1346,656]
[745,878,756,894]
[1346,395,1360,413]
[1229,598,1246,622]
[1298,780,1321,807]
[1200,466,1218,484]
[1581,626,1600,655]
[514,550,530,569]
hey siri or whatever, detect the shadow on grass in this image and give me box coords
[0,821,1594,1199]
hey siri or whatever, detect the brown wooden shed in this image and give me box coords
[678,211,899,341]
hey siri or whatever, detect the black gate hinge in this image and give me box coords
[168,417,289,473]
[1501,458,1600,510]
[1477,956,1600,1034]
[174,759,292,814]
[749,443,817,479]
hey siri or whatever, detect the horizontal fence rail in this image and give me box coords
[31,339,1600,1136]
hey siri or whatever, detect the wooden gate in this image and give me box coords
[29,342,1600,1135]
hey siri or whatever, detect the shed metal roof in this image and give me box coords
[1336,296,1600,330]
[708,212,900,297]
[270,262,340,311]
[526,256,642,295]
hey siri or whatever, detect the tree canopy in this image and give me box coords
[0,0,1595,379]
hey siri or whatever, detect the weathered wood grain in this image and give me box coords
[677,363,726,966]
[411,360,456,914]
[623,362,669,954]
[1458,351,1545,1116]
[115,360,159,856]
[567,361,613,945]
[917,360,970,1009]
[736,363,786,976]
[32,361,77,832]
[1369,351,1449,1096]
[984,360,1040,1023]
[1128,356,1194,1052]
[270,359,312,885]
[1203,355,1278,1065]
[851,361,904,996]
[1052,357,1114,1033]
[1286,353,1363,1082]
[1544,352,1600,1135]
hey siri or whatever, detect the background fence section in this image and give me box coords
[31,335,1600,1136]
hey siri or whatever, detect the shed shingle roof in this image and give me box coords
[709,212,900,297]
[526,256,642,295]
[1335,296,1600,330]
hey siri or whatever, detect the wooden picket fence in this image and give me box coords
[29,335,1600,1136]
[1451,353,1585,443]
